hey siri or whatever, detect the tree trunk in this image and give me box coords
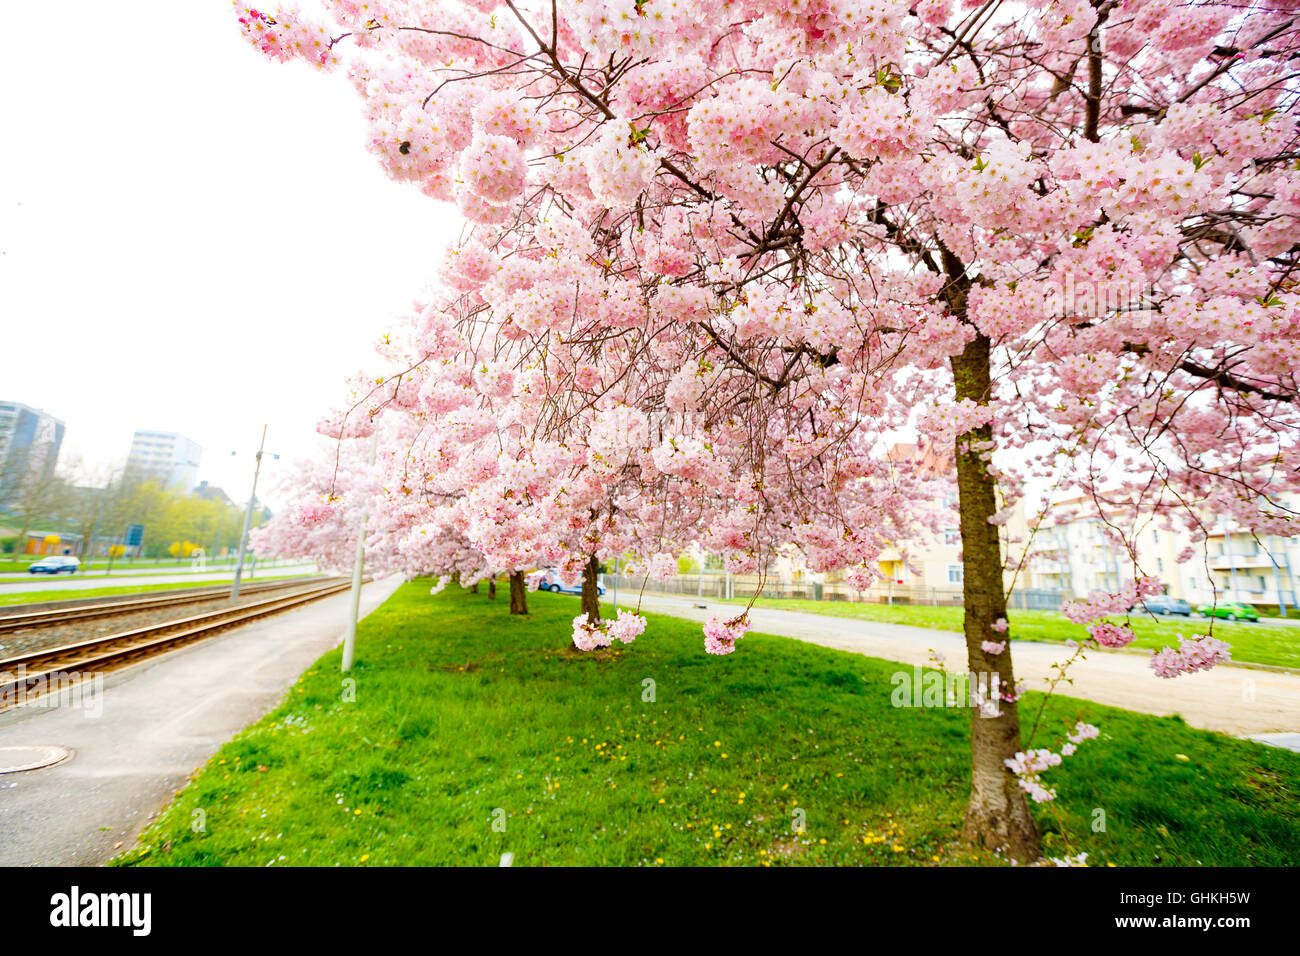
[581,555,601,625]
[951,331,1040,863]
[488,575,497,600]
[469,582,478,594]
[509,570,528,615]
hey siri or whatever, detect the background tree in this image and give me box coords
[1,467,73,553]
[54,458,128,558]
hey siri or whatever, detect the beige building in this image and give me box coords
[1022,495,1300,611]
[867,443,1045,605]
[1024,502,1132,597]
[1183,529,1298,609]
[672,450,1300,613]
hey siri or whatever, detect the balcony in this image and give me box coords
[1207,552,1280,570]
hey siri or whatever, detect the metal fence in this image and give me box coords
[604,569,1065,609]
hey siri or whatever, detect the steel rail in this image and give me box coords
[0,577,333,633]
[0,580,353,707]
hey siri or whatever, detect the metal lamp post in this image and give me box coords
[231,425,269,602]
[341,430,378,672]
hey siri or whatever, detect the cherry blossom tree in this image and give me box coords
[237,0,1300,860]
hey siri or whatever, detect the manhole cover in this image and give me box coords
[0,745,72,774]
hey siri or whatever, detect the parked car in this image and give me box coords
[1129,595,1193,617]
[534,569,606,596]
[1195,601,1259,622]
[28,555,80,575]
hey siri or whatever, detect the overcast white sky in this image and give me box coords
[0,1,460,506]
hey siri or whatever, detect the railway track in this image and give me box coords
[0,578,352,709]
[0,576,331,634]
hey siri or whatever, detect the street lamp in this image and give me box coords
[341,430,378,672]
[231,425,279,601]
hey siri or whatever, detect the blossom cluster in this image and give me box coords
[1005,722,1100,803]
[235,4,340,69]
[1150,634,1232,678]
[571,609,648,651]
[1086,621,1137,649]
[703,613,751,656]
[1061,578,1163,624]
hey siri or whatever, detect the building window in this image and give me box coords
[1157,558,1164,572]
[943,528,961,546]
[947,564,964,584]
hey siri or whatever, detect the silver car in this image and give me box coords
[28,555,80,574]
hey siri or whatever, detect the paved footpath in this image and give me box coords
[607,593,1300,744]
[0,574,405,866]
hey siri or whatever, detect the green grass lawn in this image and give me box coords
[0,574,318,608]
[718,598,1300,670]
[114,582,1300,867]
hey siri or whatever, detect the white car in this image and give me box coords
[532,569,605,595]
[28,556,80,574]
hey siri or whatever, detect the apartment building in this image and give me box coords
[0,400,64,504]
[1024,495,1300,610]
[124,430,203,494]
[1182,529,1299,609]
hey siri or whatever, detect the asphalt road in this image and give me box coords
[0,563,319,594]
[0,574,404,866]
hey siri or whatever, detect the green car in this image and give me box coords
[1195,601,1259,622]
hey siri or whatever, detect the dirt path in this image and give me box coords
[611,593,1300,739]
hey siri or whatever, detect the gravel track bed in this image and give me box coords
[0,594,288,661]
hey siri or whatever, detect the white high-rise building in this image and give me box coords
[125,430,202,494]
[0,401,65,504]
